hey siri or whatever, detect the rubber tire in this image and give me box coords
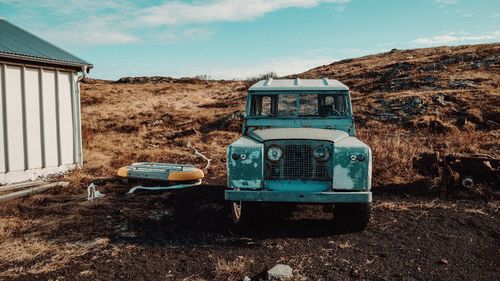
[333,203,371,232]
[229,201,258,229]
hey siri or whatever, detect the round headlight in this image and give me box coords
[313,145,330,161]
[267,146,283,161]
[357,154,365,161]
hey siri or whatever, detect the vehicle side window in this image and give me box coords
[250,95,275,116]
[319,95,348,116]
[278,94,297,117]
[261,96,272,116]
[334,96,347,115]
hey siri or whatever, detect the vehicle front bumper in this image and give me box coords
[225,190,372,203]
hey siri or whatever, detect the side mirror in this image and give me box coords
[241,112,247,119]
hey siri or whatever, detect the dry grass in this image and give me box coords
[0,204,112,278]
[0,237,109,278]
[464,208,488,215]
[0,208,111,277]
[359,124,499,185]
[376,202,411,211]
[214,257,246,281]
[375,200,458,211]
[336,241,354,249]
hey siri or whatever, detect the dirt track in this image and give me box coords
[0,183,498,281]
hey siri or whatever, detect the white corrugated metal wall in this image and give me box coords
[0,62,82,184]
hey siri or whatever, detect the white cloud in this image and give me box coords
[91,54,340,80]
[212,55,338,79]
[0,0,135,15]
[132,54,338,80]
[1,0,138,45]
[135,0,350,26]
[153,27,214,43]
[43,28,139,46]
[92,47,383,80]
[334,5,347,13]
[1,0,350,46]
[434,0,459,6]
[208,46,383,80]
[450,9,472,17]
[408,31,500,46]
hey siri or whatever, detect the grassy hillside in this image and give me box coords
[72,43,500,188]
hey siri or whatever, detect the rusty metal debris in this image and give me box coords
[413,152,499,199]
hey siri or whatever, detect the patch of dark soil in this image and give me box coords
[80,95,105,106]
[406,118,452,134]
[113,124,140,133]
[198,100,241,109]
[166,127,199,140]
[373,181,438,198]
[200,111,245,133]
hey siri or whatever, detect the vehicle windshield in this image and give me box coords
[249,93,349,117]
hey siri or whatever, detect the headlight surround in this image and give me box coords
[313,145,330,161]
[267,145,283,161]
[350,154,366,161]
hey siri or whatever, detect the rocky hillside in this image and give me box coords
[291,43,500,133]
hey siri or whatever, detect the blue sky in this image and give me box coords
[1,0,499,79]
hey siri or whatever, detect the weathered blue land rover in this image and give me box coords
[226,78,372,230]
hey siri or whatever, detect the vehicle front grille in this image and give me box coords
[265,141,331,181]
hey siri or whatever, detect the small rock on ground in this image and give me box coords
[267,264,293,280]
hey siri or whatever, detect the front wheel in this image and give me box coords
[229,201,258,228]
[230,201,243,225]
[333,203,371,232]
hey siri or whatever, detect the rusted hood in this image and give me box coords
[248,128,349,143]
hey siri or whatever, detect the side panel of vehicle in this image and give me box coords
[332,137,372,191]
[227,136,264,189]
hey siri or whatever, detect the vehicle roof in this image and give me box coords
[249,78,349,91]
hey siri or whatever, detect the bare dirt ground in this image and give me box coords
[0,43,499,280]
[0,185,498,280]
